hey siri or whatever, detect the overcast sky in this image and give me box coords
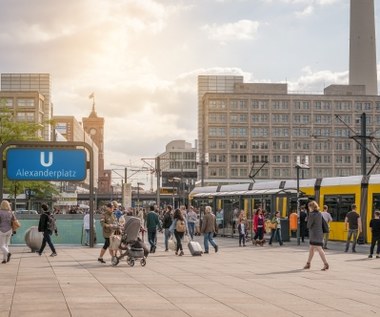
[0,0,379,187]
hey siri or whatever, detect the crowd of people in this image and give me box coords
[1,198,380,271]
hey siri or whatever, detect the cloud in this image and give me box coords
[286,66,348,92]
[295,5,314,17]
[201,20,260,42]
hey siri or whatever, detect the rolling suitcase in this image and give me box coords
[188,240,203,256]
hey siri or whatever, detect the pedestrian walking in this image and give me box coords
[344,204,362,253]
[169,208,186,256]
[146,205,162,253]
[303,201,329,271]
[322,205,333,249]
[162,205,173,251]
[368,210,380,258]
[37,203,58,257]
[186,206,198,240]
[0,200,13,263]
[97,203,116,264]
[201,206,218,254]
[269,211,283,246]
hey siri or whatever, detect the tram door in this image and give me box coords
[219,197,240,237]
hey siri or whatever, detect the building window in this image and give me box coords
[251,100,268,110]
[230,127,247,137]
[313,128,331,137]
[233,141,248,149]
[16,112,34,122]
[272,114,289,123]
[272,100,288,110]
[335,101,352,111]
[252,128,268,137]
[230,99,247,110]
[209,113,226,123]
[209,127,226,137]
[2,98,13,107]
[293,128,310,137]
[239,168,248,177]
[209,100,226,109]
[273,128,289,137]
[17,98,34,107]
[251,114,268,123]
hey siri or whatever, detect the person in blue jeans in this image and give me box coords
[269,211,283,246]
[186,206,198,240]
[201,206,218,254]
[146,205,162,253]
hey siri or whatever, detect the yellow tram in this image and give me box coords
[189,174,380,243]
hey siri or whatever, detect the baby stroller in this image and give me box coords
[111,216,148,267]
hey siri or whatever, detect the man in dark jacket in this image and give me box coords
[37,203,58,257]
[146,205,162,253]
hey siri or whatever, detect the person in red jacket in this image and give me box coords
[253,208,265,246]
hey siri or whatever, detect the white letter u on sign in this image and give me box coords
[40,152,53,167]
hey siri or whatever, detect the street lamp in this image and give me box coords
[196,153,209,187]
[168,177,180,208]
[295,155,310,246]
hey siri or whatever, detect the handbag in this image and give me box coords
[11,216,21,231]
[168,237,176,251]
[109,229,121,250]
[322,217,329,233]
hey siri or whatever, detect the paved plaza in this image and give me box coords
[1,235,379,317]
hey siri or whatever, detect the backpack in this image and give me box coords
[163,213,173,228]
[322,216,329,233]
[176,219,186,232]
[47,215,57,233]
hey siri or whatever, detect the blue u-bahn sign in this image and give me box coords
[6,148,87,181]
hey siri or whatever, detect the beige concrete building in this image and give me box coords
[199,77,380,181]
[1,73,52,140]
[0,91,45,140]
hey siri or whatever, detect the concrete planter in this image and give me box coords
[24,226,43,252]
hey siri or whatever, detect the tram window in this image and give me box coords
[324,194,355,221]
[373,194,380,215]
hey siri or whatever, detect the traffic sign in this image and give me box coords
[6,148,87,181]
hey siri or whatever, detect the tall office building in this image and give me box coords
[1,73,52,140]
[197,1,380,183]
[349,0,377,95]
[198,76,243,178]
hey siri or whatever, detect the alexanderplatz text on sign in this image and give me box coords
[6,148,86,181]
